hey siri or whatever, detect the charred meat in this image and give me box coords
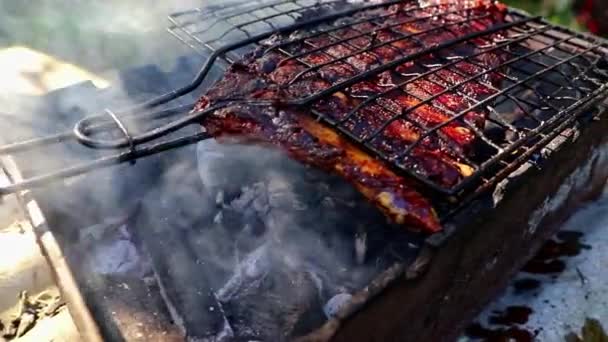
[194,1,508,233]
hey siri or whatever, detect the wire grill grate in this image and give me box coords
[169,0,608,195]
[1,0,607,200]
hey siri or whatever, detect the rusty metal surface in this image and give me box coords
[303,106,608,341]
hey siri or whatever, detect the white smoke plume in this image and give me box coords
[0,2,421,340]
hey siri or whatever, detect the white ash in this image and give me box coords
[324,293,353,319]
[355,228,368,265]
[217,244,271,302]
[76,222,149,277]
[194,139,414,339]
[89,240,140,276]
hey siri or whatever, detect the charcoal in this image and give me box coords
[133,203,228,340]
[216,244,272,303]
[136,137,430,339]
[217,245,325,341]
[324,293,353,319]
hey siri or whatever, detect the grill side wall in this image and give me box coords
[301,105,608,342]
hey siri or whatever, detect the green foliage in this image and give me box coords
[504,0,583,31]
[503,0,543,14]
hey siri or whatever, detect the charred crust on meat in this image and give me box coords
[193,1,508,233]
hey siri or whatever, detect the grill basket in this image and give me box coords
[1,0,608,210]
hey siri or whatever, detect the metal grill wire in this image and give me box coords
[168,0,608,195]
[1,0,607,196]
[168,0,364,63]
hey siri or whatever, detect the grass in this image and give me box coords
[504,0,544,14]
[504,0,586,31]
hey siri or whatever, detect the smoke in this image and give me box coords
[0,0,213,205]
[190,139,423,339]
[0,1,423,340]
[0,1,203,76]
[0,1,210,335]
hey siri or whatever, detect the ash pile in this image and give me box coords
[132,139,425,341]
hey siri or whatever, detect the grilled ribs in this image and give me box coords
[194,1,507,233]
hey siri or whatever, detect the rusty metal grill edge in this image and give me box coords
[1,0,607,210]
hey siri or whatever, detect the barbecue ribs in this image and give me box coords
[194,0,507,233]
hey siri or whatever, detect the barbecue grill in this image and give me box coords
[1,0,607,202]
[2,1,608,341]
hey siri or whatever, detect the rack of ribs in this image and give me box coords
[193,1,508,233]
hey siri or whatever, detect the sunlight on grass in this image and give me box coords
[0,46,109,95]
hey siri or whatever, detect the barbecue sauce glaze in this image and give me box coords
[193,0,507,233]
